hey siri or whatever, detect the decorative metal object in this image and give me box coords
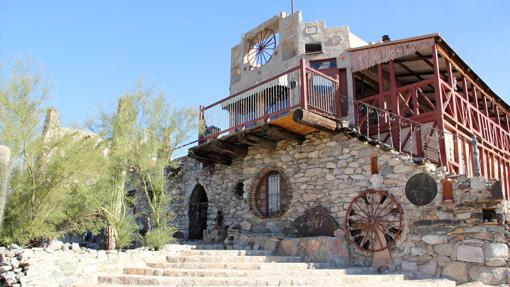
[405,173,437,206]
[247,29,277,69]
[344,189,403,252]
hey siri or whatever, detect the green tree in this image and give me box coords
[109,83,196,250]
[0,60,108,246]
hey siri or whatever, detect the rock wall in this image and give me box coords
[170,131,510,285]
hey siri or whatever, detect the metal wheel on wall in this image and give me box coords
[247,29,277,69]
[344,189,404,252]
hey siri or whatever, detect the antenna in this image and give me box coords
[291,0,294,14]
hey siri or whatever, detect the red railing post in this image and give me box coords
[300,58,308,110]
[432,44,448,169]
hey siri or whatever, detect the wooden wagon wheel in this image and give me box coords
[344,189,404,252]
[247,29,277,69]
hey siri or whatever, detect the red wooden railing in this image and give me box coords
[199,60,341,142]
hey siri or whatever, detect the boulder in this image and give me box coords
[411,247,427,256]
[418,260,437,276]
[468,266,508,285]
[402,261,418,272]
[291,206,339,237]
[434,243,456,257]
[71,243,80,251]
[442,261,468,283]
[45,240,64,252]
[484,243,508,260]
[240,220,251,231]
[457,245,484,263]
[422,234,447,245]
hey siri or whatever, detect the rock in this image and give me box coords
[62,243,70,251]
[418,260,437,276]
[457,245,484,263]
[279,239,298,256]
[291,206,339,237]
[10,258,19,269]
[442,261,468,283]
[240,220,251,231]
[331,238,348,257]
[263,239,278,251]
[0,265,12,272]
[410,247,426,256]
[71,243,80,251]
[333,229,345,238]
[402,261,418,272]
[299,239,321,257]
[434,243,456,257]
[468,266,508,285]
[422,234,447,245]
[484,243,508,260]
[485,258,506,267]
[46,239,64,251]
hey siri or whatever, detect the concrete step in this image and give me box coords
[146,261,333,270]
[124,267,387,278]
[81,280,456,287]
[165,255,303,263]
[97,274,406,286]
[165,249,273,256]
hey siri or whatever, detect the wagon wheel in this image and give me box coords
[344,189,404,252]
[247,29,277,69]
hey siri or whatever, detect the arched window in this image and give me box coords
[252,170,289,218]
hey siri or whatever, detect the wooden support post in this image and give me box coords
[389,60,400,150]
[292,109,338,131]
[377,64,385,109]
[261,125,305,144]
[432,45,448,169]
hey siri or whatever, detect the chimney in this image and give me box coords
[381,35,391,42]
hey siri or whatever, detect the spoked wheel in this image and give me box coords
[344,189,404,252]
[247,29,277,69]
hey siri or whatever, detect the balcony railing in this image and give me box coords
[199,59,341,142]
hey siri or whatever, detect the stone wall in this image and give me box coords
[1,240,168,286]
[170,131,510,285]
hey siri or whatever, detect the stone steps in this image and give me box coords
[146,261,333,270]
[123,267,402,280]
[165,255,302,263]
[89,244,457,287]
[97,274,406,286]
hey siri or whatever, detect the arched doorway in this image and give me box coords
[188,185,208,240]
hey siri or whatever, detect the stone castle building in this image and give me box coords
[160,12,510,284]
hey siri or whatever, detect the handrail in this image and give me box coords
[204,66,301,110]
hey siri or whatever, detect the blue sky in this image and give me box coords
[1,0,509,127]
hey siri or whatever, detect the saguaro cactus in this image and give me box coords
[0,145,10,226]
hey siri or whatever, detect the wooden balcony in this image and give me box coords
[190,60,347,165]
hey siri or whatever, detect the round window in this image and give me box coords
[250,170,290,218]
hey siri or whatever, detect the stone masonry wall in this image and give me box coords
[170,131,510,285]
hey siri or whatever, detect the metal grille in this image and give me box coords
[267,173,280,216]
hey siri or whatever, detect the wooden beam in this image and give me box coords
[211,141,248,157]
[292,109,337,131]
[188,149,232,165]
[238,133,277,150]
[261,125,305,144]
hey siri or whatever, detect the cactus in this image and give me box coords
[0,145,11,226]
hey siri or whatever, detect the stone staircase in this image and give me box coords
[89,244,456,287]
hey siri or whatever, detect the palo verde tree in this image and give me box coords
[129,84,196,250]
[0,60,108,246]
